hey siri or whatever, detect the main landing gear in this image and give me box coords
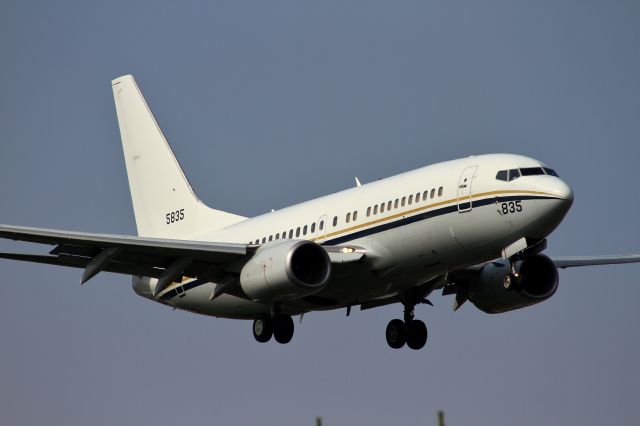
[385,301,429,350]
[252,314,294,344]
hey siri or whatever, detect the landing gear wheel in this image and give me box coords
[253,315,273,343]
[406,319,428,350]
[503,273,516,290]
[386,319,407,349]
[273,315,294,344]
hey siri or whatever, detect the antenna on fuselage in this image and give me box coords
[355,177,362,187]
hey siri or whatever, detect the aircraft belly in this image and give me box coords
[169,284,268,319]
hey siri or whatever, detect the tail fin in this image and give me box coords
[111,75,246,239]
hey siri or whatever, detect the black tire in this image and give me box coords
[385,319,407,349]
[253,315,273,343]
[406,319,428,350]
[273,315,294,344]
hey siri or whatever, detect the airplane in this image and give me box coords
[1,74,639,350]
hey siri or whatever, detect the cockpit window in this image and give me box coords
[496,166,558,182]
[496,169,521,181]
[520,167,545,176]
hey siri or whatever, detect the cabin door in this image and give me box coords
[457,166,478,212]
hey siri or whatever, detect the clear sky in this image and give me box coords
[1,1,639,425]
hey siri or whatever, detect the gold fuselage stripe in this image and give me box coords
[159,189,556,296]
[312,189,554,242]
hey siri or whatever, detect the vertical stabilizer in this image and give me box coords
[112,75,246,239]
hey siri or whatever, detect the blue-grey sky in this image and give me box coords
[1,1,639,425]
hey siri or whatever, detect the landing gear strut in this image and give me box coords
[503,272,516,290]
[503,255,522,291]
[385,300,429,350]
[252,311,295,344]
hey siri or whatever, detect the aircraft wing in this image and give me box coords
[552,254,640,268]
[0,224,250,288]
[0,224,366,296]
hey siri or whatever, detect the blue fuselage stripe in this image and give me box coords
[159,194,556,301]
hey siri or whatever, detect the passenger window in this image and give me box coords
[366,206,371,217]
[401,197,406,207]
[333,216,338,226]
[380,203,385,213]
[262,238,266,244]
[508,169,521,181]
[438,187,443,197]
[268,235,273,241]
[255,240,259,244]
[311,223,316,233]
[373,205,378,215]
[408,195,413,205]
[496,170,508,181]
[416,192,420,202]
[423,191,428,201]
[289,229,294,238]
[394,199,399,209]
[319,220,324,231]
[296,227,301,237]
[387,201,392,210]
[430,188,435,198]
[275,233,280,239]
[303,225,307,235]
[346,212,351,223]
[353,211,358,221]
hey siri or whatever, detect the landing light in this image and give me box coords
[342,247,355,253]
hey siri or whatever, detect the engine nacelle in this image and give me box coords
[240,240,332,302]
[468,254,559,314]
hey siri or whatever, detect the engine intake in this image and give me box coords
[240,240,332,302]
[468,254,559,313]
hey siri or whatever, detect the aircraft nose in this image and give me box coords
[535,176,574,203]
[528,176,574,238]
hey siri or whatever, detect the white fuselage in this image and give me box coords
[133,153,573,319]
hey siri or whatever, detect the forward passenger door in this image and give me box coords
[457,166,478,212]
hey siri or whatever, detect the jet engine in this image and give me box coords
[468,254,559,313]
[240,240,332,302]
